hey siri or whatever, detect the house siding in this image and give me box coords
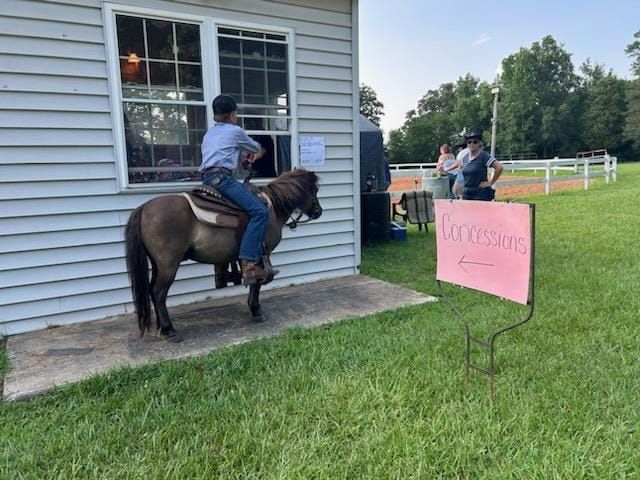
[0,0,357,335]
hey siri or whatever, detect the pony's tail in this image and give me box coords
[125,206,152,336]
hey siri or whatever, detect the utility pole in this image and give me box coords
[490,78,500,157]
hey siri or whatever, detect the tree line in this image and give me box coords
[360,32,640,163]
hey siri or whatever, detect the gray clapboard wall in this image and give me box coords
[0,0,358,335]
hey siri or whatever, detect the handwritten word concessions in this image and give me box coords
[434,200,534,305]
[441,214,527,255]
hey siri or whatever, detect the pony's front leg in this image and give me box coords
[248,284,265,322]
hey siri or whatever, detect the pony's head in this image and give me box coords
[261,169,322,223]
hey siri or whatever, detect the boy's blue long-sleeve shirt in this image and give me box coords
[199,122,261,172]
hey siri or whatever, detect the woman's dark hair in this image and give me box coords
[212,95,237,115]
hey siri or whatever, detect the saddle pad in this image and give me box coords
[180,193,239,228]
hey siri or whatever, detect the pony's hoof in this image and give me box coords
[251,313,266,323]
[161,329,184,343]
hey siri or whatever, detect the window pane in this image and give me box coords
[268,117,290,131]
[244,69,266,101]
[276,135,292,174]
[218,27,237,36]
[149,61,177,99]
[242,40,265,68]
[178,64,203,99]
[266,33,286,41]
[248,134,292,178]
[147,19,174,60]
[181,144,202,166]
[244,117,266,130]
[220,67,241,98]
[266,43,286,69]
[219,37,240,66]
[267,71,287,105]
[242,30,263,39]
[120,58,147,97]
[117,15,144,58]
[176,23,201,62]
[127,103,205,183]
[185,105,207,131]
[123,104,152,168]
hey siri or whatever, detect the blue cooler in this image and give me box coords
[390,221,407,240]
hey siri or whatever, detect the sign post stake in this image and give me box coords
[435,202,535,404]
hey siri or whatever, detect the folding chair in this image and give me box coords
[392,190,435,233]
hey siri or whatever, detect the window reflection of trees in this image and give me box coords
[116,14,205,184]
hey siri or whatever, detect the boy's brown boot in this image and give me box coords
[240,259,269,285]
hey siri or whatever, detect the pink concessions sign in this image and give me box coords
[435,200,534,305]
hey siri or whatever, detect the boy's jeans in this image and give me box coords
[202,172,269,262]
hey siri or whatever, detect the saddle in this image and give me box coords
[182,183,275,289]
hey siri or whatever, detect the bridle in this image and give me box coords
[244,163,321,230]
[285,197,321,230]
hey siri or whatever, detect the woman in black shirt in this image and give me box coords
[460,131,504,201]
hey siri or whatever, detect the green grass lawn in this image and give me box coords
[2,164,640,479]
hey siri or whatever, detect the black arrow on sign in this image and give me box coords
[458,255,495,273]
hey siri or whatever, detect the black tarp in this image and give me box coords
[359,115,389,192]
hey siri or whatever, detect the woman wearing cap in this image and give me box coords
[460,131,503,201]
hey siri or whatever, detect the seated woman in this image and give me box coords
[460,131,503,201]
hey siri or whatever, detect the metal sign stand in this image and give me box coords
[437,204,535,404]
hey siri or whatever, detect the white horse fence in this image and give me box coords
[389,155,617,195]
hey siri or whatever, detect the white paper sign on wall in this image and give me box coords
[299,136,325,167]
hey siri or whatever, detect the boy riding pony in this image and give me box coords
[199,95,277,285]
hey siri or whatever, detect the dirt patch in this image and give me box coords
[389,175,590,198]
[496,176,589,199]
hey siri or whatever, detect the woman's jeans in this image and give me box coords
[202,172,268,262]
[446,173,457,199]
[462,186,495,201]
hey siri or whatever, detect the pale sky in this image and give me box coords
[359,0,639,137]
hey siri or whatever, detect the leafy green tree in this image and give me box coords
[625,30,640,76]
[453,74,492,136]
[624,31,640,157]
[359,83,384,126]
[387,128,409,163]
[499,36,577,157]
[580,60,628,153]
[416,83,456,116]
[403,112,456,162]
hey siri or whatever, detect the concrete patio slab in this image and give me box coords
[3,275,436,401]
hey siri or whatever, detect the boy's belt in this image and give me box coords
[204,166,232,175]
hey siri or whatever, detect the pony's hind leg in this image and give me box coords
[151,259,184,342]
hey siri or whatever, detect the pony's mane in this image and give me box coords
[259,169,318,222]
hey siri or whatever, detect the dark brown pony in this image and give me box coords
[125,169,322,342]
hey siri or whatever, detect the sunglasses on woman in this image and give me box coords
[467,140,479,145]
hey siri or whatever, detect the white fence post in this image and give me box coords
[604,154,610,184]
[552,156,559,175]
[612,156,617,182]
[545,161,551,195]
[584,158,590,190]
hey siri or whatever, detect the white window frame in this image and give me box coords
[103,3,297,192]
